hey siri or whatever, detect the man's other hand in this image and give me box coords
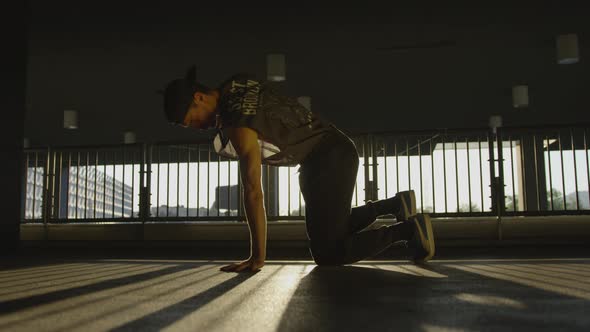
[220,258,265,273]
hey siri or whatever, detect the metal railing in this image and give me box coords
[22,124,590,223]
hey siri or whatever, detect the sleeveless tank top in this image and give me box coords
[212,73,337,166]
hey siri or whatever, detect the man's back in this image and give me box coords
[214,74,337,166]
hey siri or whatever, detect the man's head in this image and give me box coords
[163,66,219,129]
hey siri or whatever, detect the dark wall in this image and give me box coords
[25,2,589,147]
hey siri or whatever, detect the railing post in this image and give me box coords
[489,128,506,240]
[487,132,498,214]
[42,147,55,224]
[496,128,506,217]
[138,143,151,239]
[362,134,371,202]
[371,135,379,202]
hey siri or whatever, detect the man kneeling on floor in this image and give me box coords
[162,66,435,272]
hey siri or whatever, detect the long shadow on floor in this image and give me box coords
[276,262,590,332]
[110,271,256,332]
[0,262,208,315]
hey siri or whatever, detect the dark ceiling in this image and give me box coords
[25,2,589,146]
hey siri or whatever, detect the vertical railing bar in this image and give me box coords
[133,148,138,219]
[227,155,231,216]
[363,135,372,203]
[52,150,58,219]
[357,137,362,206]
[571,129,579,210]
[122,146,126,218]
[546,136,554,210]
[149,145,154,220]
[288,165,291,217]
[50,151,57,220]
[56,152,63,219]
[207,146,210,217]
[206,147,211,217]
[454,138,459,213]
[533,134,541,210]
[177,147,181,217]
[466,137,472,213]
[442,134,447,213]
[352,137,357,207]
[406,139,411,191]
[383,141,388,198]
[112,150,116,219]
[372,136,379,204]
[218,154,222,217]
[94,151,98,219]
[25,152,30,220]
[299,191,303,216]
[187,144,191,218]
[558,132,567,210]
[496,129,506,217]
[299,171,302,216]
[76,151,80,219]
[478,137,484,212]
[131,149,135,218]
[395,139,399,193]
[33,151,38,219]
[418,138,423,213]
[431,138,435,213]
[84,151,89,219]
[268,165,272,217]
[167,147,170,217]
[138,145,145,221]
[237,155,243,220]
[197,144,200,217]
[103,151,107,218]
[51,151,61,219]
[354,179,358,206]
[519,135,527,211]
[278,168,283,217]
[42,148,51,223]
[487,132,497,215]
[156,145,160,217]
[44,150,52,221]
[509,137,516,212]
[67,152,71,219]
[354,159,359,206]
[584,128,590,209]
[51,150,57,220]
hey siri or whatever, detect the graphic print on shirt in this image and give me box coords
[215,73,335,166]
[227,78,261,115]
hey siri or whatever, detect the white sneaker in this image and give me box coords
[395,190,416,221]
[410,213,435,263]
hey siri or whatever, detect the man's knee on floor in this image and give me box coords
[312,255,344,266]
[310,243,347,266]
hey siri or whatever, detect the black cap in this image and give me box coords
[163,66,197,125]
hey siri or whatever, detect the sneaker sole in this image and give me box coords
[414,214,435,263]
[422,214,435,261]
[398,190,417,220]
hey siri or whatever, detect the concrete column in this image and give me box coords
[0,0,27,251]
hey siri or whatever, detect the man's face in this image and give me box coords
[182,103,206,129]
[182,92,217,129]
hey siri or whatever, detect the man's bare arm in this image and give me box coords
[220,126,267,272]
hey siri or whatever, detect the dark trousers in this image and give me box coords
[299,129,408,265]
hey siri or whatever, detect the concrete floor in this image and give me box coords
[1,249,589,332]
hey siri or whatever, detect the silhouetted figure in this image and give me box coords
[163,66,435,272]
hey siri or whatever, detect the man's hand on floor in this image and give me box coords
[220,257,265,273]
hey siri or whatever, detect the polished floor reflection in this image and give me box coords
[1,257,589,331]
